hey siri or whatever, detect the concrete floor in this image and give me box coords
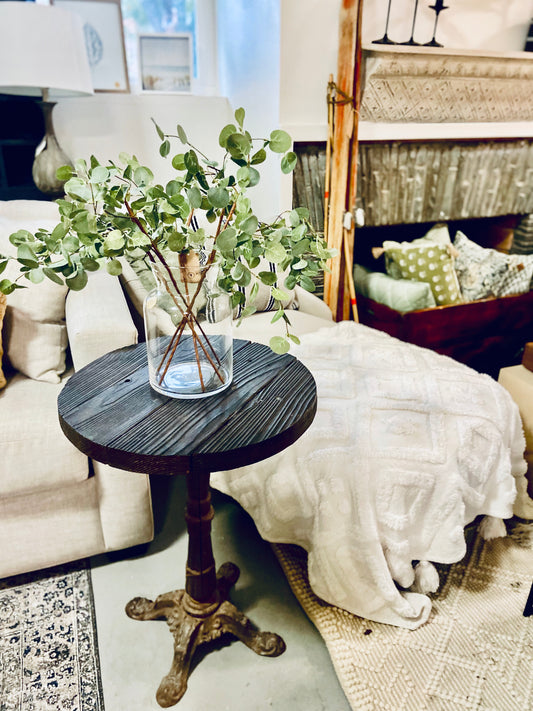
[90,475,352,711]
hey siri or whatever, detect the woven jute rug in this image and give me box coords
[273,519,533,711]
[0,560,104,710]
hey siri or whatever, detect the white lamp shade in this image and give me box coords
[0,2,93,98]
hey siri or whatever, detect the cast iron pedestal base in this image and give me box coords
[125,562,286,708]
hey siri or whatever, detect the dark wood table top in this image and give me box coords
[58,339,317,475]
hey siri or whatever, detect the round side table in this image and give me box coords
[58,339,317,708]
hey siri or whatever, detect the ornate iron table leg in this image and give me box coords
[125,466,285,707]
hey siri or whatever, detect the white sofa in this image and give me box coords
[0,200,154,578]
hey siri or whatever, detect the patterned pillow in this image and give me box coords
[0,292,6,389]
[126,253,297,320]
[382,238,462,306]
[454,231,533,301]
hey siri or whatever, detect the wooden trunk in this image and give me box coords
[357,290,533,377]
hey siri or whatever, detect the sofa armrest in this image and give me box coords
[294,286,333,321]
[66,270,138,371]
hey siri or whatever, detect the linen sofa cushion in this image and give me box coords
[0,292,6,389]
[0,371,88,497]
[454,230,533,301]
[382,237,462,306]
[0,201,69,383]
[354,264,436,313]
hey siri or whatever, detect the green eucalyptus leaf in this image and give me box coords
[236,166,250,186]
[207,186,230,208]
[269,129,291,153]
[251,148,266,165]
[217,227,237,253]
[299,274,316,292]
[166,179,184,196]
[235,107,245,127]
[134,166,154,187]
[106,259,122,276]
[271,286,289,301]
[239,214,258,235]
[56,165,73,181]
[168,231,186,252]
[219,123,237,148]
[295,206,310,220]
[269,335,290,355]
[104,230,125,252]
[28,268,44,284]
[90,165,110,183]
[43,268,65,286]
[177,124,188,144]
[258,271,278,286]
[0,260,7,275]
[284,273,297,290]
[66,269,88,291]
[288,334,301,345]
[265,241,287,264]
[292,259,308,270]
[231,290,245,308]
[62,234,80,253]
[64,178,92,202]
[239,304,257,319]
[81,257,100,271]
[289,209,301,227]
[186,186,202,209]
[17,244,39,268]
[0,278,16,295]
[160,140,171,157]
[184,150,199,173]
[52,223,68,241]
[226,133,251,160]
[270,308,284,323]
[281,151,297,174]
[152,119,165,140]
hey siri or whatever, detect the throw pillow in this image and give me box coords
[0,292,6,390]
[453,231,533,301]
[0,203,69,383]
[382,238,462,306]
[125,254,297,320]
[354,264,436,312]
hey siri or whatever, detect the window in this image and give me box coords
[121,0,217,94]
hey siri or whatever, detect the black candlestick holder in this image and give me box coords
[372,0,397,45]
[425,0,448,47]
[400,0,421,45]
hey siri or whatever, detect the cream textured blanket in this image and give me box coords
[212,322,533,629]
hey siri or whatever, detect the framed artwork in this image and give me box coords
[138,33,192,93]
[53,0,130,92]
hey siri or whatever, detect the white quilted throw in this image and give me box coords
[212,322,533,629]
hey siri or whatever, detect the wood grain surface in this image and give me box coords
[58,340,317,476]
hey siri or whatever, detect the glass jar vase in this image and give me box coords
[143,255,233,399]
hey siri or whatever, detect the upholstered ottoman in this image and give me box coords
[498,346,533,499]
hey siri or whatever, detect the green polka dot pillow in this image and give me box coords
[382,238,463,306]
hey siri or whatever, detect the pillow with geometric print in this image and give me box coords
[382,236,463,306]
[454,230,533,301]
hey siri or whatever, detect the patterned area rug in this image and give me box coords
[273,519,533,711]
[0,560,104,710]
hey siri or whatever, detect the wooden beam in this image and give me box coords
[324,0,363,321]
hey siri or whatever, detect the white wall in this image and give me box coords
[217,0,282,218]
[54,94,234,187]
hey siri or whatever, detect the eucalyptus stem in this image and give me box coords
[124,200,224,388]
